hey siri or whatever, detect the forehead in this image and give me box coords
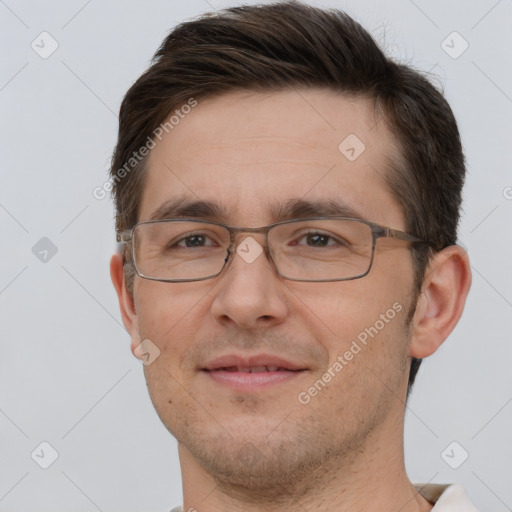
[139,88,404,228]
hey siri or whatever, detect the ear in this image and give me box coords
[110,253,142,359]
[409,245,472,359]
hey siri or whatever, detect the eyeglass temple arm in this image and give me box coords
[383,227,436,248]
[117,231,132,243]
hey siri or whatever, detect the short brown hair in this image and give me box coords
[110,1,466,394]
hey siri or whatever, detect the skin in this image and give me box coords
[111,88,472,512]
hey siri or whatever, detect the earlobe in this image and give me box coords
[110,253,142,358]
[409,245,472,359]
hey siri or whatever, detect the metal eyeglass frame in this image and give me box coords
[116,216,437,283]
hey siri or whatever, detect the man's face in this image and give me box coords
[129,88,418,491]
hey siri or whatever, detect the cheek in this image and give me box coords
[134,284,203,431]
[327,301,409,370]
[319,303,410,421]
[296,269,412,388]
[293,272,407,334]
[135,281,206,335]
[133,282,211,385]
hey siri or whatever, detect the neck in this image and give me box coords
[177,408,433,512]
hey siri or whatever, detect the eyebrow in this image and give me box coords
[148,196,367,224]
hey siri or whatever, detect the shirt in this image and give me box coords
[170,483,478,511]
[415,483,479,511]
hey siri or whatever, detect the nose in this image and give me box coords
[210,235,289,330]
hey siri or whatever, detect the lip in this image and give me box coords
[202,353,306,372]
[201,353,308,392]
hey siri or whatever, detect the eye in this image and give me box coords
[172,233,218,248]
[295,231,347,248]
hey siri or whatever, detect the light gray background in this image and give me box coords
[1,0,511,510]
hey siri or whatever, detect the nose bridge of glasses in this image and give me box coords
[223,226,276,275]
[228,225,271,250]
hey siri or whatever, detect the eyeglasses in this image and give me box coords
[117,217,435,283]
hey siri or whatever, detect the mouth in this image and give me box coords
[210,365,300,373]
[201,354,308,391]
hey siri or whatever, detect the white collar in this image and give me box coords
[171,483,477,511]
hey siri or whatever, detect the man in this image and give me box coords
[110,2,475,510]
